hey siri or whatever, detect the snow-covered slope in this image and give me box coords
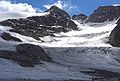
[32,20,116,47]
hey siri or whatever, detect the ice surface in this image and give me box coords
[0,47,120,80]
[0,57,91,80]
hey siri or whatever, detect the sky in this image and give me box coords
[0,0,120,16]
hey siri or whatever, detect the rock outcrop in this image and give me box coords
[1,32,22,42]
[0,6,77,40]
[86,6,120,23]
[72,13,87,23]
[109,19,120,47]
[0,44,52,67]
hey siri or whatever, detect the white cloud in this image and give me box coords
[43,0,76,11]
[0,1,36,13]
[113,4,120,6]
[43,0,62,9]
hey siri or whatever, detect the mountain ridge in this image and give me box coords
[0,6,77,40]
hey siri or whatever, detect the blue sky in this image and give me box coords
[6,0,120,16]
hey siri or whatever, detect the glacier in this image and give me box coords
[0,12,120,81]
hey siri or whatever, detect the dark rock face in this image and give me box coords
[86,6,120,23]
[46,6,71,20]
[1,32,22,42]
[0,44,52,67]
[72,13,87,21]
[109,19,120,47]
[0,6,77,40]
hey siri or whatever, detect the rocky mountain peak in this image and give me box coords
[86,6,120,23]
[72,13,87,23]
[72,13,87,20]
[0,6,77,41]
[46,5,71,19]
[48,5,61,11]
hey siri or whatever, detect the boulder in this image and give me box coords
[1,32,22,42]
[16,44,52,62]
[109,19,120,47]
[0,44,52,67]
